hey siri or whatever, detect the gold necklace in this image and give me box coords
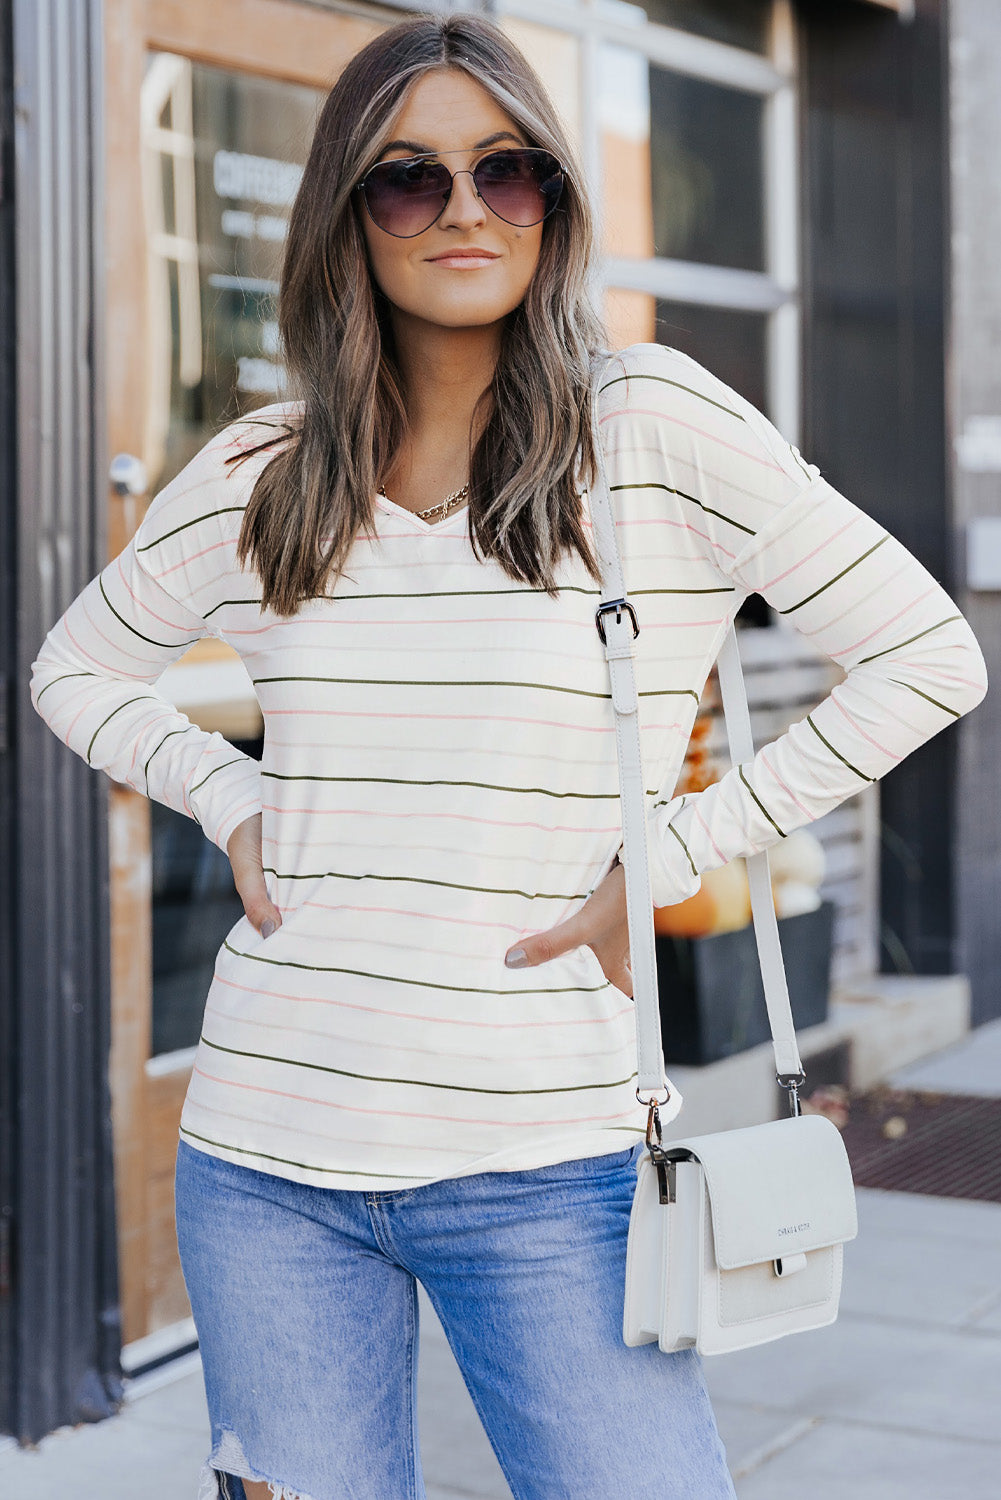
[378,482,469,523]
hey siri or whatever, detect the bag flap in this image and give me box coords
[664,1114,858,1270]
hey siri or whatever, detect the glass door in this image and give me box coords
[103,0,383,1359]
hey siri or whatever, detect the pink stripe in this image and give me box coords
[184,1097,470,1157]
[756,747,814,822]
[263,709,616,733]
[204,1001,632,1066]
[587,438,790,509]
[211,970,633,1030]
[693,803,727,865]
[45,676,107,729]
[796,557,917,641]
[841,584,938,657]
[263,736,620,764]
[115,554,196,634]
[63,616,149,680]
[214,793,260,834]
[235,604,727,640]
[191,1062,640,1130]
[758,513,861,593]
[152,535,231,581]
[828,693,894,759]
[180,738,249,818]
[907,662,987,693]
[261,802,619,836]
[599,405,786,472]
[81,593,157,668]
[280,899,534,937]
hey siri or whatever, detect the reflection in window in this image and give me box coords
[640,0,770,54]
[650,66,764,270]
[140,54,324,1059]
[655,299,767,415]
[142,52,322,493]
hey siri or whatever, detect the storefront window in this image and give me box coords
[143,52,322,490]
[639,0,770,53]
[649,66,765,271]
[142,53,324,1056]
[655,299,768,413]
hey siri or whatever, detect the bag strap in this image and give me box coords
[588,354,805,1115]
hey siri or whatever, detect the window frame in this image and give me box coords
[495,0,801,445]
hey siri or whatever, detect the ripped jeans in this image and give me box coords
[174,1137,736,1500]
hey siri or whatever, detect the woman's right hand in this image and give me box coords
[227,813,283,938]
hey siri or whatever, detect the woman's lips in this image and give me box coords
[427,252,499,269]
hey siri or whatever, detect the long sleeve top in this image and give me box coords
[30,342,988,1190]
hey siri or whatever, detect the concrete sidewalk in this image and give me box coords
[4,1025,1000,1500]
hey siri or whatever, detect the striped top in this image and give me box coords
[30,342,988,1190]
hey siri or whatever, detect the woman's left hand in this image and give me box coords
[504,858,633,997]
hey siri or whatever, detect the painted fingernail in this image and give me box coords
[261,919,276,939]
[505,947,528,968]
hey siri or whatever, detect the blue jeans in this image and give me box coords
[175,1137,736,1500]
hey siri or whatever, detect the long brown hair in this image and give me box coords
[232,11,610,616]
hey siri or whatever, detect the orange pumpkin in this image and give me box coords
[653,860,751,938]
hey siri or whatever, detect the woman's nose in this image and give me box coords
[438,169,487,228]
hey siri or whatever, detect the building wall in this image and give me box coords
[948,0,1001,1024]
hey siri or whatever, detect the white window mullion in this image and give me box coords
[764,0,800,442]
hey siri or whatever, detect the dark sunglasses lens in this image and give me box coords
[363,157,452,237]
[474,150,564,226]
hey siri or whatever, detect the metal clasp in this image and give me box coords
[595,597,640,645]
[778,1070,807,1118]
[642,1095,678,1204]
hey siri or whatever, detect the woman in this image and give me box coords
[31,13,987,1500]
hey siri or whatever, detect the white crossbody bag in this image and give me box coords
[587,355,859,1356]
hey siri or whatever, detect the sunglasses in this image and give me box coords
[355,147,566,239]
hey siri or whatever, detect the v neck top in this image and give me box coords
[30,342,988,1190]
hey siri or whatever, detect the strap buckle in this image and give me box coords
[777,1070,807,1118]
[595,597,639,645]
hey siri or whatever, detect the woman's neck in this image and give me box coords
[389,312,501,444]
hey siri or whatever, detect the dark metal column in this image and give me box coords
[799,0,955,977]
[5,0,122,1441]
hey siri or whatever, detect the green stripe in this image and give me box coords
[738,764,786,838]
[86,697,149,764]
[200,1032,635,1096]
[136,506,247,551]
[179,1125,426,1179]
[252,673,612,701]
[261,771,621,799]
[857,616,962,666]
[189,758,253,795]
[222,938,610,993]
[253,673,698,705]
[889,679,960,719]
[779,536,889,615]
[144,725,195,783]
[648,793,699,880]
[806,715,873,782]
[633,585,735,597]
[609,481,756,537]
[99,576,202,650]
[34,672,94,705]
[667,821,699,880]
[203,582,736,618]
[260,866,605,902]
[597,370,745,423]
[206,584,565,619]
